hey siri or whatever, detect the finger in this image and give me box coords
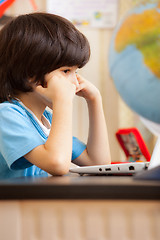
[75,82,85,93]
[76,73,82,82]
[75,76,80,89]
[76,74,87,85]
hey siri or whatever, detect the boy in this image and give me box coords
[0,12,111,178]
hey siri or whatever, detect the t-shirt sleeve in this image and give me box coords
[0,105,45,170]
[72,136,86,160]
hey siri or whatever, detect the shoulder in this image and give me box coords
[0,101,31,126]
[0,101,27,116]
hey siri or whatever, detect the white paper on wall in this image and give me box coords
[47,0,118,28]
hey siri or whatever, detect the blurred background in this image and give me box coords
[0,0,156,162]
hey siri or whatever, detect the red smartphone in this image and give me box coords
[116,128,151,162]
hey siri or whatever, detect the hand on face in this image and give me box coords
[75,74,100,102]
[35,66,100,105]
[35,66,78,103]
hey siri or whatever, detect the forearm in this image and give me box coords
[45,99,73,168]
[25,99,73,175]
[86,93,111,164]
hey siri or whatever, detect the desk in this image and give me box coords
[0,174,160,240]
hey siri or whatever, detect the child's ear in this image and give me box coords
[39,76,47,88]
[28,77,36,86]
[29,76,47,88]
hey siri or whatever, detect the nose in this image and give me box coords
[71,73,79,88]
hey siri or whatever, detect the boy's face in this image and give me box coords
[35,66,79,108]
[57,66,79,88]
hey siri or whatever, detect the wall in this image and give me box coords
[4,0,153,161]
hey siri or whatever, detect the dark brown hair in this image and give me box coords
[0,12,90,102]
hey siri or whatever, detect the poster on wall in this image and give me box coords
[0,0,15,25]
[0,0,37,25]
[47,0,118,28]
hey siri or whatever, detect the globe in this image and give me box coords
[109,1,160,124]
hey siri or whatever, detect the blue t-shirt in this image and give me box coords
[0,100,86,179]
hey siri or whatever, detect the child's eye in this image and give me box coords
[63,69,70,74]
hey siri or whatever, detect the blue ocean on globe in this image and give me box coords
[109,2,160,123]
